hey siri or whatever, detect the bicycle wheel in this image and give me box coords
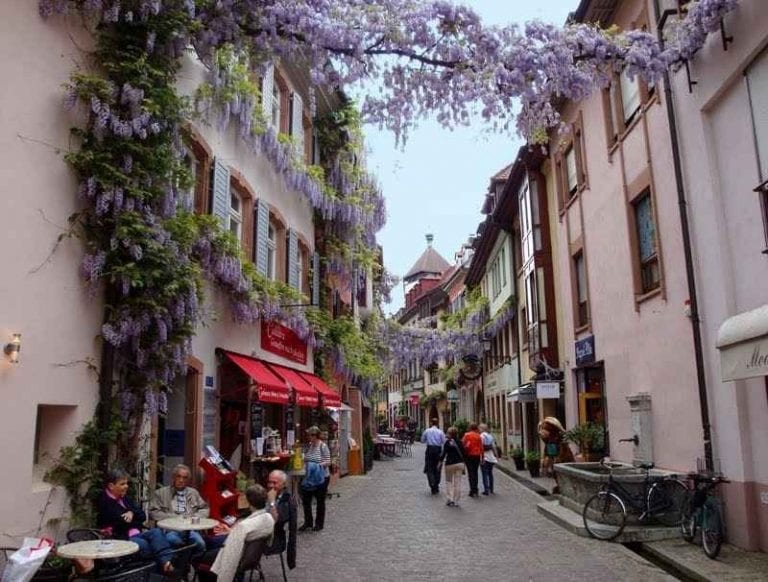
[649,479,688,526]
[701,501,723,559]
[582,491,627,541]
[679,495,696,542]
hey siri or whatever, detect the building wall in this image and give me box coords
[669,0,768,551]
[550,0,702,472]
[0,4,104,543]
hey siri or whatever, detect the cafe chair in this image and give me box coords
[66,529,105,543]
[236,536,268,582]
[165,543,198,580]
[70,561,155,582]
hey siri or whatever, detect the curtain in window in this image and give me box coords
[635,195,656,261]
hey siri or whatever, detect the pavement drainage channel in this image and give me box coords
[622,542,698,582]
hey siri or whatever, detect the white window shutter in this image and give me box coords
[287,228,299,289]
[312,252,321,306]
[261,63,274,120]
[291,92,304,157]
[210,158,230,229]
[255,199,269,276]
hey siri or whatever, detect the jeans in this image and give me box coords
[424,445,442,493]
[465,456,481,495]
[481,461,495,494]
[165,530,206,554]
[130,528,173,567]
[300,477,330,528]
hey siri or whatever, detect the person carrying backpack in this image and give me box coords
[299,426,331,532]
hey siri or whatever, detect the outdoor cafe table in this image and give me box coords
[156,517,219,532]
[56,540,139,560]
[375,436,398,457]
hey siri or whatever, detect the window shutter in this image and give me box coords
[287,228,299,289]
[261,63,274,120]
[254,199,269,276]
[210,158,230,229]
[291,92,304,157]
[311,252,320,306]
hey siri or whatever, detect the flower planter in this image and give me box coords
[512,457,526,471]
[527,460,540,478]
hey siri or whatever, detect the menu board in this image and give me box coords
[250,402,263,438]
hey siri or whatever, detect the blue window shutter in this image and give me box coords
[312,252,320,306]
[261,63,274,120]
[210,158,230,229]
[255,199,269,276]
[287,228,299,289]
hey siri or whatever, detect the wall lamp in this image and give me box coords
[4,333,21,364]
[479,334,511,366]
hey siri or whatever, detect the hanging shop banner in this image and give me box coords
[536,381,561,399]
[575,335,596,366]
[250,402,264,438]
[261,321,307,365]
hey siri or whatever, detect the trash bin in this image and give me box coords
[347,446,362,475]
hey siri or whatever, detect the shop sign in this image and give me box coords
[719,335,768,381]
[404,379,424,392]
[261,321,307,365]
[536,381,560,399]
[446,389,459,402]
[409,393,421,406]
[575,335,596,366]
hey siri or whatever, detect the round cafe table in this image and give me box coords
[156,517,219,532]
[56,540,139,560]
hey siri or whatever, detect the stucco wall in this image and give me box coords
[0,5,103,543]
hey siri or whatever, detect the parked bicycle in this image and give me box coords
[582,459,688,541]
[680,472,729,559]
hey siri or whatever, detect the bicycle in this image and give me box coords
[680,472,729,559]
[582,459,688,541]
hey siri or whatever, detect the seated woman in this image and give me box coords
[97,468,174,574]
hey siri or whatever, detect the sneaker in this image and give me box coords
[482,491,489,496]
[298,524,312,532]
[446,500,454,506]
[312,525,323,532]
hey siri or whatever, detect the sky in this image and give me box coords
[362,1,578,315]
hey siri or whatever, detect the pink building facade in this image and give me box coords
[667,0,768,552]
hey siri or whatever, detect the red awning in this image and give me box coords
[299,372,342,408]
[223,351,290,405]
[265,362,319,408]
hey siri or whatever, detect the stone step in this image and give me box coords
[537,499,681,543]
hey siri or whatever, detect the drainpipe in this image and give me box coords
[511,233,524,451]
[652,0,714,472]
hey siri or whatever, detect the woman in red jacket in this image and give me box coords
[461,424,484,497]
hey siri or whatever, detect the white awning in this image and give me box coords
[716,304,768,381]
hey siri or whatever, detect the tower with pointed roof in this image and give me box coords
[401,234,450,313]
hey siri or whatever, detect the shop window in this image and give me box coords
[573,251,589,328]
[575,365,608,454]
[632,190,660,294]
[34,404,77,483]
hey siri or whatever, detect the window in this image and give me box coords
[620,70,641,125]
[633,190,660,294]
[573,251,589,328]
[228,190,242,240]
[271,83,282,132]
[500,245,507,286]
[267,223,277,280]
[565,146,578,195]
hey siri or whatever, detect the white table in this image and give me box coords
[56,540,139,560]
[156,516,219,532]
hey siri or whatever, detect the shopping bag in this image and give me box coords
[1,537,54,582]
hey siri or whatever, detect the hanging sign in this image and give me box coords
[536,382,560,399]
[250,402,264,438]
[575,335,596,366]
[261,321,308,365]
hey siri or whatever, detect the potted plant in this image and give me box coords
[564,423,605,462]
[525,450,541,478]
[510,447,526,471]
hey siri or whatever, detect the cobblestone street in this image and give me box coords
[259,444,674,582]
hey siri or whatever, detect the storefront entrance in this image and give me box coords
[575,363,608,455]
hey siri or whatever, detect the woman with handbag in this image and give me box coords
[439,426,465,507]
[479,423,499,495]
[299,426,331,532]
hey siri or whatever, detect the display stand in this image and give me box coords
[199,448,239,520]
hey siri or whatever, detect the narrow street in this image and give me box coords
[259,444,674,581]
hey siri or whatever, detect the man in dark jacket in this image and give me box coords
[266,470,297,570]
[96,468,174,574]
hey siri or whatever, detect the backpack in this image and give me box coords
[301,462,325,491]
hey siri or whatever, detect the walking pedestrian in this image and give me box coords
[479,423,498,495]
[440,426,465,507]
[461,423,483,497]
[421,418,446,494]
[299,426,331,532]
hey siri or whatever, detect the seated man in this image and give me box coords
[149,463,209,553]
[96,468,174,574]
[195,485,274,582]
[265,470,297,570]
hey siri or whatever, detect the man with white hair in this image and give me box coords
[150,463,209,552]
[265,470,297,571]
